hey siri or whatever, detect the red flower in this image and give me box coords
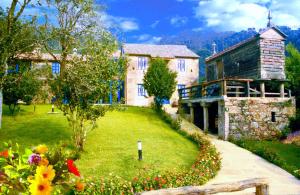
[0,150,8,158]
[67,159,80,177]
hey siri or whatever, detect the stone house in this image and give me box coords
[13,44,199,106]
[179,26,296,140]
[122,44,199,106]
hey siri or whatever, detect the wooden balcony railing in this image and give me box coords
[178,78,291,100]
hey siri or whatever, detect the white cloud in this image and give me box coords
[99,13,139,32]
[194,0,300,31]
[133,34,162,44]
[170,15,188,27]
[150,20,160,28]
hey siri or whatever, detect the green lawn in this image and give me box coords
[234,139,300,178]
[1,105,198,179]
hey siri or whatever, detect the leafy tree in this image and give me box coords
[143,58,177,111]
[285,43,300,109]
[0,0,38,125]
[3,67,41,115]
[43,0,126,151]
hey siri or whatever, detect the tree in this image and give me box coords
[0,0,38,126]
[43,0,126,151]
[3,67,41,115]
[285,43,300,109]
[143,58,177,111]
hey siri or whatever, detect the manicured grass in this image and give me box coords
[234,139,300,178]
[1,105,198,179]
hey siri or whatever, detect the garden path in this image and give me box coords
[180,119,300,195]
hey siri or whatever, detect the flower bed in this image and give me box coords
[0,143,84,194]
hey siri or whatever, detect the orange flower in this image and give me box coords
[75,181,85,191]
[39,158,49,166]
[0,150,9,158]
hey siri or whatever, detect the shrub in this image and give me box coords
[289,110,300,133]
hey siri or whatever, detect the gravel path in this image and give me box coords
[180,119,300,195]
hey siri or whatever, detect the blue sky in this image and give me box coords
[1,0,300,44]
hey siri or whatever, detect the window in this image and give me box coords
[178,84,185,90]
[178,84,186,98]
[138,84,147,96]
[52,62,60,74]
[177,59,185,72]
[138,57,148,70]
[271,112,276,122]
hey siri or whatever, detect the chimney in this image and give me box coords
[212,42,217,55]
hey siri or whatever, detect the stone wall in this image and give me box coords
[259,38,285,80]
[126,56,199,106]
[223,97,296,140]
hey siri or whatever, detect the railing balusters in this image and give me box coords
[178,79,290,100]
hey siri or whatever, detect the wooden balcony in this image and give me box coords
[178,78,291,101]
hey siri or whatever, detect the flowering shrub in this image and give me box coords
[0,142,84,194]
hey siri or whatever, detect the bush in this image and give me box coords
[289,110,300,133]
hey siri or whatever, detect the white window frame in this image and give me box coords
[138,57,148,70]
[177,59,186,72]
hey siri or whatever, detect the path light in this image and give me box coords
[137,141,142,161]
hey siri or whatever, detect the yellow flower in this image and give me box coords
[39,158,49,166]
[36,145,48,154]
[36,165,55,182]
[29,177,52,195]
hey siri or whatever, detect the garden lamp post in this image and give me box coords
[137,141,142,161]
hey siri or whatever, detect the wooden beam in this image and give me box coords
[139,178,269,195]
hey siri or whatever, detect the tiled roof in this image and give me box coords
[123,44,199,58]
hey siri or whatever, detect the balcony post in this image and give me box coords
[222,80,227,96]
[188,103,194,123]
[260,82,265,98]
[201,102,209,131]
[246,81,250,97]
[280,82,285,98]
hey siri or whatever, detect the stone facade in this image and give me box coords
[125,56,199,106]
[259,29,286,80]
[219,97,296,140]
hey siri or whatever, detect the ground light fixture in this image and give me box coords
[137,140,142,161]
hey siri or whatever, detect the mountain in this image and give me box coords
[160,26,300,77]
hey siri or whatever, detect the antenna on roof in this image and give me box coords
[267,10,273,28]
[212,42,217,55]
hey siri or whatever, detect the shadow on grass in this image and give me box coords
[1,115,72,147]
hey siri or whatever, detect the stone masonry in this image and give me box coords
[218,97,296,140]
